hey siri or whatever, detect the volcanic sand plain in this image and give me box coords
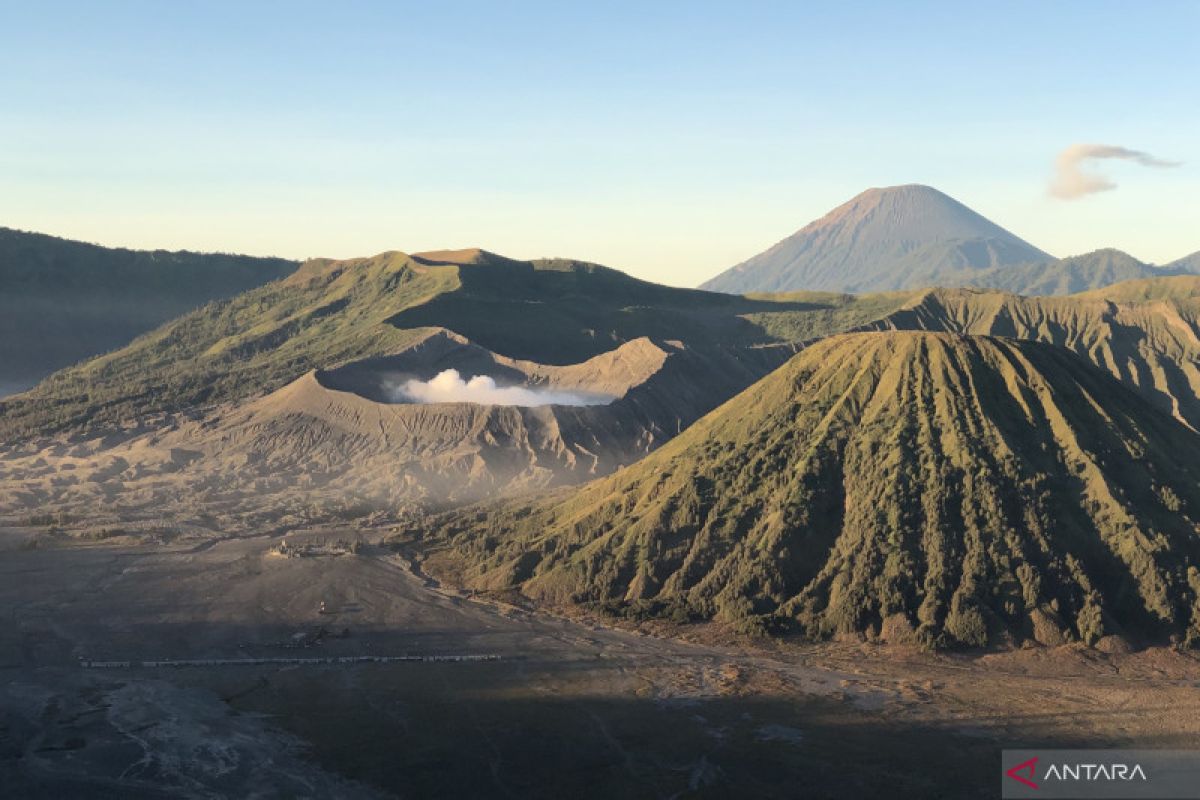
[2,526,1199,799]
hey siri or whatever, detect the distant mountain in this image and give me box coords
[0,227,297,396]
[0,248,913,440]
[701,185,1051,294]
[1073,274,1200,303]
[950,248,1195,296]
[431,331,1200,648]
[1168,250,1200,274]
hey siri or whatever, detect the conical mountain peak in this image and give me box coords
[702,186,1050,294]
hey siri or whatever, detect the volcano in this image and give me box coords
[437,331,1200,649]
[701,185,1049,294]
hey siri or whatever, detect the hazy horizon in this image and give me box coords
[3,1,1197,287]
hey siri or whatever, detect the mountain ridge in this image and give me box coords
[0,248,909,440]
[858,283,1200,431]
[0,226,298,395]
[1168,250,1200,274]
[943,248,1196,296]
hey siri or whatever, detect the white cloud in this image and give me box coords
[1050,143,1180,200]
[388,369,611,407]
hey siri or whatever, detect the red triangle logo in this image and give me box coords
[1006,756,1039,789]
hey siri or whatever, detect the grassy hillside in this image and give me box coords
[0,227,296,393]
[389,250,917,363]
[0,248,915,439]
[430,332,1200,649]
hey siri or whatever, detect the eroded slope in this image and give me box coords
[433,332,1200,649]
[867,282,1200,429]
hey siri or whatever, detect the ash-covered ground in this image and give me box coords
[2,527,1198,799]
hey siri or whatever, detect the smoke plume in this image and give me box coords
[1050,143,1180,199]
[390,369,611,407]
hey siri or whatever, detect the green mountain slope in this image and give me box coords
[865,282,1200,430]
[0,248,915,439]
[0,227,297,395]
[432,332,1200,648]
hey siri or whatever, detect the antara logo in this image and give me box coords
[1005,755,1149,789]
[1006,756,1039,789]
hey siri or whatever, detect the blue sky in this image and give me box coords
[2,1,1197,286]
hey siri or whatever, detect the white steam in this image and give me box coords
[390,369,611,407]
[1050,143,1180,199]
